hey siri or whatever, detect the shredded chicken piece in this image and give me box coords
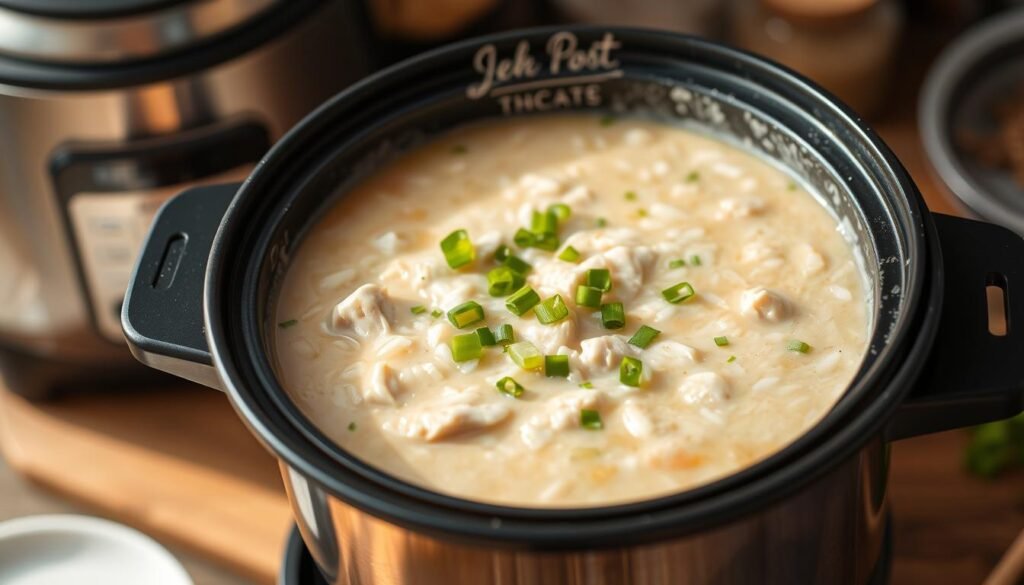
[739,287,789,322]
[677,372,731,405]
[329,284,394,337]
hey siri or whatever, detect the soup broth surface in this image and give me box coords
[274,115,869,507]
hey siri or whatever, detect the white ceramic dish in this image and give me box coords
[0,515,193,585]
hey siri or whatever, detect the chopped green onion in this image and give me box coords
[531,210,559,235]
[620,356,644,387]
[586,268,612,292]
[668,258,686,269]
[548,203,571,223]
[440,229,475,269]
[514,228,536,248]
[533,232,560,251]
[508,341,543,371]
[624,190,638,201]
[451,144,468,155]
[506,285,541,316]
[575,285,603,308]
[494,323,515,345]
[410,305,427,315]
[447,301,485,329]
[690,255,702,266]
[278,319,298,329]
[348,422,357,431]
[579,381,594,389]
[476,326,497,346]
[685,170,700,182]
[450,333,483,362]
[599,114,616,126]
[727,355,736,363]
[636,208,648,217]
[535,295,569,325]
[494,244,511,262]
[580,409,604,430]
[487,266,525,297]
[596,217,607,228]
[662,281,696,304]
[628,325,661,348]
[503,254,532,275]
[558,245,581,263]
[787,340,812,353]
[430,309,443,318]
[545,354,570,377]
[714,336,729,347]
[496,376,524,398]
[601,302,625,329]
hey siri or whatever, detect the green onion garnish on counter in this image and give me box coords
[601,302,625,329]
[575,285,602,308]
[586,268,612,292]
[787,340,811,353]
[506,285,541,316]
[662,281,695,304]
[496,376,524,398]
[535,295,569,325]
[440,229,475,269]
[410,305,427,315]
[714,336,729,347]
[447,301,485,329]
[476,327,497,346]
[545,355,570,377]
[549,203,571,223]
[508,341,543,371]
[558,245,581,263]
[487,266,524,297]
[669,258,686,269]
[580,409,604,430]
[628,325,661,349]
[451,333,482,362]
[620,356,643,387]
[278,319,298,329]
[494,323,515,345]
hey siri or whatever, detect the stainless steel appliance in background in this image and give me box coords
[0,0,370,398]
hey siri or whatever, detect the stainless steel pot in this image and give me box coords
[0,0,369,397]
[122,27,1024,584]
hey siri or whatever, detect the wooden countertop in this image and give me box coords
[0,105,1020,585]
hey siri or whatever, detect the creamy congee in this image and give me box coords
[274,115,869,507]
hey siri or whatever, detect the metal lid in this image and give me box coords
[0,0,281,64]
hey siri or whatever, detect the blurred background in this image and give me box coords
[0,0,1021,583]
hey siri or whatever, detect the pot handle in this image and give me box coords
[889,214,1024,440]
[121,183,239,390]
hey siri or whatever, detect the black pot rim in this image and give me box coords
[205,26,938,548]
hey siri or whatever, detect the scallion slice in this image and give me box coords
[575,285,602,308]
[579,381,594,389]
[601,302,625,329]
[450,333,482,362]
[494,244,511,262]
[624,190,638,201]
[476,327,497,346]
[637,208,648,217]
[558,245,581,263]
[535,295,569,325]
[686,170,700,182]
[278,319,298,329]
[714,336,729,347]
[662,281,695,304]
[668,258,686,269]
[690,255,702,266]
[628,325,661,349]
[447,301,485,329]
[727,355,737,363]
[586,268,612,292]
[549,203,571,223]
[487,266,524,297]
[531,210,558,235]
[508,341,543,371]
[494,323,515,345]
[506,285,541,316]
[496,376,524,398]
[545,354,570,377]
[410,305,427,315]
[596,217,607,228]
[514,228,536,248]
[787,340,811,353]
[503,254,532,275]
[430,309,443,318]
[619,356,644,387]
[440,229,475,269]
[580,409,603,430]
[533,232,560,251]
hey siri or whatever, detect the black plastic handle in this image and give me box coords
[121,183,238,390]
[889,214,1024,439]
